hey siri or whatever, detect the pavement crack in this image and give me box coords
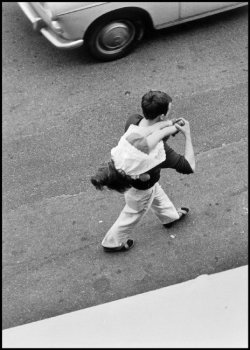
[230,186,248,197]
[195,138,247,159]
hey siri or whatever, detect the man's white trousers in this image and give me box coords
[102,182,180,248]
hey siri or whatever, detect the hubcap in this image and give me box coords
[96,21,136,54]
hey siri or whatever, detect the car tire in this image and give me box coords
[85,14,145,61]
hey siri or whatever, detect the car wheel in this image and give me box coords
[85,15,145,61]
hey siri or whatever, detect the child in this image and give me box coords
[91,90,195,251]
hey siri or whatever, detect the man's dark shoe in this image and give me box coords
[163,207,189,228]
[103,239,134,252]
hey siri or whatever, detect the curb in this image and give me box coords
[3,265,248,348]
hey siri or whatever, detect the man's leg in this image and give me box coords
[150,182,184,225]
[102,187,154,249]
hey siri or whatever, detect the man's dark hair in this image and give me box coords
[141,90,172,120]
[91,160,132,193]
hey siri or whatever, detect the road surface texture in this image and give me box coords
[2,3,248,329]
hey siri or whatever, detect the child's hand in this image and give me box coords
[175,118,191,136]
[139,173,150,181]
[164,120,174,127]
[158,120,173,129]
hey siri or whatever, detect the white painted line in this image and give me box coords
[3,266,248,348]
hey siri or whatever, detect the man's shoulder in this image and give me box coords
[124,114,143,132]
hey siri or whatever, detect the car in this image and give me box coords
[17,2,248,61]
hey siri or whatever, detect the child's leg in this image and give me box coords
[102,187,154,248]
[150,182,180,224]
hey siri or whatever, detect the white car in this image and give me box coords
[18,2,247,61]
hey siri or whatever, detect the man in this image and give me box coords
[92,90,195,251]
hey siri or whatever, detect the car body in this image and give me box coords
[17,2,248,61]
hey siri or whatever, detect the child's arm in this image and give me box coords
[141,120,173,137]
[146,125,178,151]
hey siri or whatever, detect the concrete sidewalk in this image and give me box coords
[2,265,248,348]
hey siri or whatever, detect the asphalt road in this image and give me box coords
[2,3,248,329]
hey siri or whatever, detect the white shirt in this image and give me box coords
[111,125,166,178]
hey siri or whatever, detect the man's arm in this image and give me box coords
[175,119,195,172]
[160,144,193,174]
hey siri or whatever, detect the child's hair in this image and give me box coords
[141,90,172,120]
[91,160,132,193]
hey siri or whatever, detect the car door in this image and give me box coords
[138,2,179,29]
[180,2,240,18]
